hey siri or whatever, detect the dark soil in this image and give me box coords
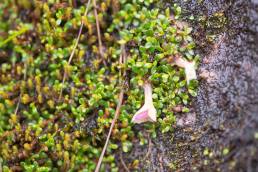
[121,0,258,171]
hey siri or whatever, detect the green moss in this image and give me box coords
[0,0,199,170]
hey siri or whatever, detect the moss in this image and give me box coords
[0,0,199,170]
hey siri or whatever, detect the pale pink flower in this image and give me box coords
[132,82,157,124]
[174,57,196,84]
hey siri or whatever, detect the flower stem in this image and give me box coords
[143,82,153,104]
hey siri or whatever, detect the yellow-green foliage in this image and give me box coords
[0,0,198,171]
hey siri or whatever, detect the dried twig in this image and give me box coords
[14,94,22,115]
[94,90,124,172]
[143,133,152,161]
[158,153,164,172]
[14,62,28,116]
[58,0,92,101]
[95,46,126,172]
[120,151,130,172]
[93,0,106,65]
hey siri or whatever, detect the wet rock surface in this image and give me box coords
[122,0,258,171]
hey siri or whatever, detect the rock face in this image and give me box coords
[124,0,258,171]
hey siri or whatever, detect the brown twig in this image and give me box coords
[120,151,130,172]
[58,0,92,101]
[14,94,22,115]
[94,89,124,172]
[95,46,126,172]
[143,133,152,161]
[158,153,164,172]
[13,62,28,116]
[93,0,106,65]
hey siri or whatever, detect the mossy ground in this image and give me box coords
[0,0,199,171]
